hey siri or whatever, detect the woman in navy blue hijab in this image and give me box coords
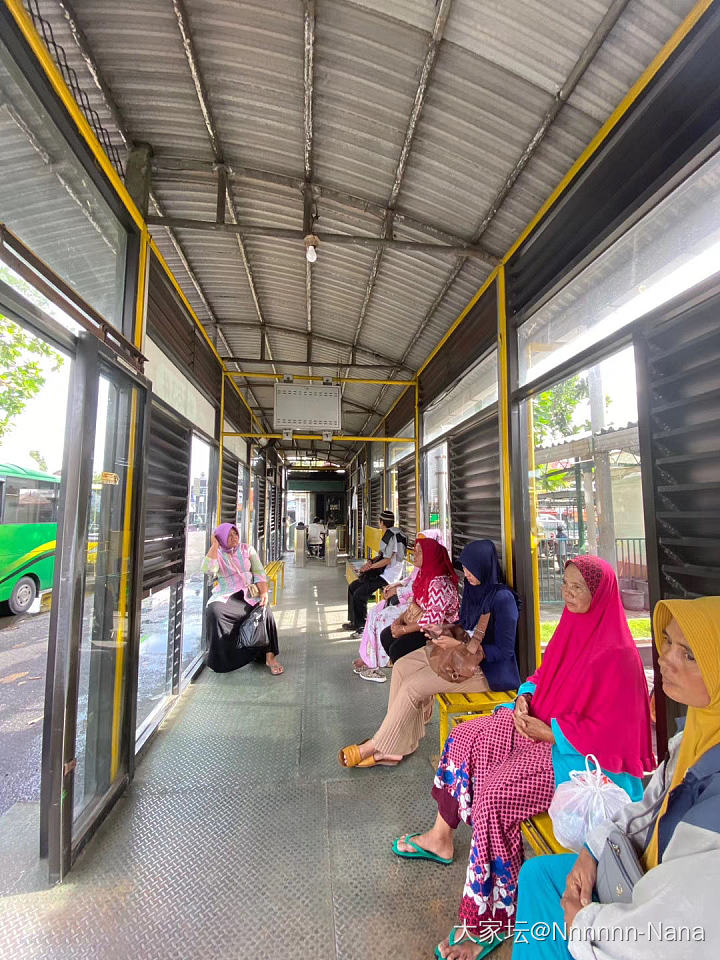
[456,540,521,693]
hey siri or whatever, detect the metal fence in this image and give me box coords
[538,537,648,604]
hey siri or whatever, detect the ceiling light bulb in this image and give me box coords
[305,243,317,263]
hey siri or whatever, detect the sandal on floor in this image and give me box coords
[434,927,507,959]
[338,744,364,767]
[392,833,453,865]
[267,662,284,675]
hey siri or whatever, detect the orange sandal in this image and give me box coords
[338,744,364,767]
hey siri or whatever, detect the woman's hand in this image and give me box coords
[426,632,462,649]
[561,847,597,927]
[390,619,407,638]
[259,592,269,608]
[514,714,555,743]
[207,534,219,559]
[514,694,530,718]
[383,585,398,600]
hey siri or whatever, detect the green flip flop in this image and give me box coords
[391,833,453,865]
[434,927,507,959]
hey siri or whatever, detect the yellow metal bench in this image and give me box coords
[435,690,517,749]
[520,812,570,856]
[265,560,285,606]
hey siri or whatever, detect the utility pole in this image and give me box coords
[588,366,617,569]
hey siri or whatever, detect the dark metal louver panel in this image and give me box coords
[255,461,266,545]
[448,411,501,565]
[220,450,239,525]
[143,401,191,594]
[370,475,382,525]
[397,457,416,543]
[637,287,720,602]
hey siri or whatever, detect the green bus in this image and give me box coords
[0,464,60,614]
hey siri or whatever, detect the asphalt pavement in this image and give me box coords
[0,608,49,816]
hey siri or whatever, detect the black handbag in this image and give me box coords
[236,603,268,649]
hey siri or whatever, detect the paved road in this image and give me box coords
[0,608,49,816]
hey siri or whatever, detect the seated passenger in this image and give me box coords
[352,529,446,683]
[393,555,654,960]
[343,509,407,636]
[202,523,284,676]
[338,539,519,769]
[307,516,325,557]
[513,596,720,960]
[378,535,459,663]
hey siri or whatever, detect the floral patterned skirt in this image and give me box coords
[432,708,555,933]
[358,599,407,668]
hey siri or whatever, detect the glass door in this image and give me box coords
[42,336,146,881]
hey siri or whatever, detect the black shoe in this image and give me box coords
[342,622,356,631]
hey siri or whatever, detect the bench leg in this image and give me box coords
[439,708,449,751]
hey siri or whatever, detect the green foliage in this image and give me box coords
[533,374,590,447]
[0,314,64,442]
[533,375,591,492]
[29,449,48,472]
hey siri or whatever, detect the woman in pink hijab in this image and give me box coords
[201,522,284,675]
[393,555,654,960]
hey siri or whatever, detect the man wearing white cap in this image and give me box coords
[343,509,407,638]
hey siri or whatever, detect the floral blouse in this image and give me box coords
[201,542,267,605]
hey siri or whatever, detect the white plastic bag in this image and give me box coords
[548,754,631,852]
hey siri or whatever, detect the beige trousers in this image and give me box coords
[373,646,489,757]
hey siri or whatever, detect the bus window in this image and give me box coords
[1,478,60,524]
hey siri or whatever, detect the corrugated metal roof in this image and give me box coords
[14,0,702,457]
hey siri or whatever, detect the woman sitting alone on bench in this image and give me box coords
[393,555,654,960]
[513,596,720,960]
[338,540,519,769]
[202,523,284,676]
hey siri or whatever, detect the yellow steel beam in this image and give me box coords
[501,0,717,267]
[416,271,498,378]
[224,432,415,442]
[414,380,421,526]
[497,266,513,588]
[3,0,145,231]
[414,0,716,385]
[4,0,261,434]
[134,230,150,349]
[227,372,415,386]
[111,388,139,779]
[148,240,260,430]
[217,372,226,525]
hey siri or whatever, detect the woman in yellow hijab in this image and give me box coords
[509,596,720,960]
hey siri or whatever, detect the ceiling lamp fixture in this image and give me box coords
[304,233,319,263]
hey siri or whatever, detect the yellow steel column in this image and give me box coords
[414,379,421,529]
[527,404,542,669]
[496,267,514,588]
[134,230,150,350]
[217,373,226,525]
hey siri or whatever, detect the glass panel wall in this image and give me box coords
[136,587,173,730]
[423,350,498,445]
[181,436,212,677]
[74,373,140,822]
[423,442,450,550]
[387,420,414,467]
[518,147,720,386]
[525,346,650,669]
[1,35,129,332]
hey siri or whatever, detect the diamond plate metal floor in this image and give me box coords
[0,559,502,960]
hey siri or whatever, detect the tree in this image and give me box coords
[0,314,64,442]
[29,449,48,472]
[533,375,591,493]
[533,374,590,447]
